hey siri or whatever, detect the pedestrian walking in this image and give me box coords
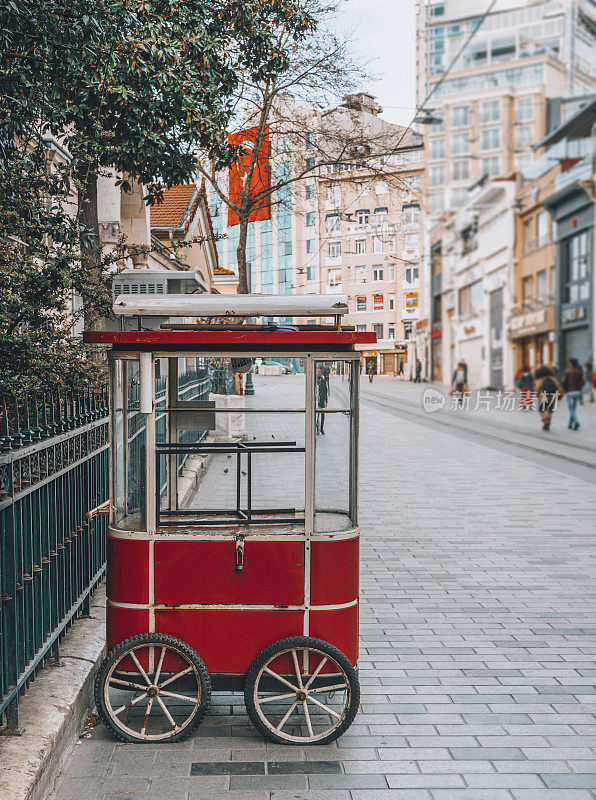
[561,357,585,431]
[534,365,563,432]
[516,364,535,409]
[366,357,377,383]
[414,358,422,383]
[397,359,404,377]
[316,368,329,434]
[451,360,468,406]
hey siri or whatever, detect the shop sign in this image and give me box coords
[416,318,429,331]
[431,326,442,339]
[356,295,366,311]
[373,293,383,310]
[463,325,476,335]
[508,305,555,338]
[562,305,587,325]
[406,292,418,308]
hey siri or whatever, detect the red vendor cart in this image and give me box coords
[84,294,375,744]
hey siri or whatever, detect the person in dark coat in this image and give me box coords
[451,360,468,405]
[516,365,535,409]
[561,358,585,430]
[534,365,563,432]
[316,369,329,434]
[414,358,422,383]
[397,359,404,376]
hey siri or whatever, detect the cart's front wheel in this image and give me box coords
[95,634,211,743]
[244,636,360,745]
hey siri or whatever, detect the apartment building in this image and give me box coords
[416,0,596,217]
[211,93,425,374]
[509,165,558,372]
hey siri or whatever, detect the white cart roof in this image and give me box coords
[112,293,349,318]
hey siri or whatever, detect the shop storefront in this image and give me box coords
[508,305,556,373]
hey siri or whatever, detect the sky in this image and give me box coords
[334,0,418,127]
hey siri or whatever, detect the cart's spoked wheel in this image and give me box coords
[95,634,211,743]
[244,636,360,745]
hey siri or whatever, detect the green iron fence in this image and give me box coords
[0,362,236,731]
[0,390,109,731]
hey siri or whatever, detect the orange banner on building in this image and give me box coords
[227,126,271,227]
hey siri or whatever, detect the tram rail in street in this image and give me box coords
[361,388,596,480]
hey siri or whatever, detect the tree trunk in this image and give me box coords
[77,162,104,330]
[236,213,250,294]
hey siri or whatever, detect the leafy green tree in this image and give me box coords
[0,0,313,392]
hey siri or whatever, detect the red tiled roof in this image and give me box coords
[213,266,236,276]
[150,184,198,228]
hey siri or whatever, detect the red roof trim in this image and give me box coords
[84,330,376,346]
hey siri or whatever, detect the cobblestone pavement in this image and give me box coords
[51,375,596,800]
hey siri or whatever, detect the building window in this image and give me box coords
[451,105,470,127]
[430,139,444,159]
[403,204,420,225]
[356,296,366,311]
[326,186,341,209]
[481,156,500,177]
[356,181,370,195]
[537,211,549,244]
[373,267,384,282]
[452,160,470,181]
[388,325,395,339]
[355,265,366,283]
[481,128,500,151]
[328,241,341,258]
[430,192,445,212]
[307,266,315,281]
[481,100,500,122]
[356,324,366,331]
[563,230,590,303]
[306,211,315,227]
[522,275,533,302]
[515,124,533,150]
[491,36,515,63]
[372,235,383,254]
[373,323,384,339]
[306,157,315,171]
[516,97,533,122]
[458,279,483,316]
[431,166,445,186]
[388,265,395,280]
[373,293,383,310]
[328,270,342,287]
[451,133,470,155]
[355,238,366,255]
[356,209,370,226]
[326,214,340,232]
[405,265,419,282]
[403,321,412,339]
[451,188,468,208]
[389,294,395,310]
[404,234,419,251]
[431,2,444,16]
[404,175,420,192]
[306,184,315,200]
[537,270,547,299]
[306,131,315,149]
[307,239,315,253]
[375,180,388,194]
[375,206,388,221]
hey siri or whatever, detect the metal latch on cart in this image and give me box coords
[235,535,245,572]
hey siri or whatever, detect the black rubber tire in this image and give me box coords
[244,636,360,745]
[94,633,211,743]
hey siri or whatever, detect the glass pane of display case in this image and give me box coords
[314,360,358,532]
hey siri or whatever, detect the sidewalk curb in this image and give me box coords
[0,586,106,800]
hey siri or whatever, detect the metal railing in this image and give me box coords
[0,390,109,731]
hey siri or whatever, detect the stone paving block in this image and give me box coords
[229,774,307,789]
[493,760,571,773]
[270,792,351,800]
[53,777,107,800]
[417,761,494,774]
[308,774,388,788]
[449,747,525,760]
[510,792,594,800]
[430,792,515,800]
[541,773,596,788]
[464,773,544,788]
[351,792,433,800]
[386,774,466,788]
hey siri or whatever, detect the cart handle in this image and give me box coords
[87,500,110,520]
